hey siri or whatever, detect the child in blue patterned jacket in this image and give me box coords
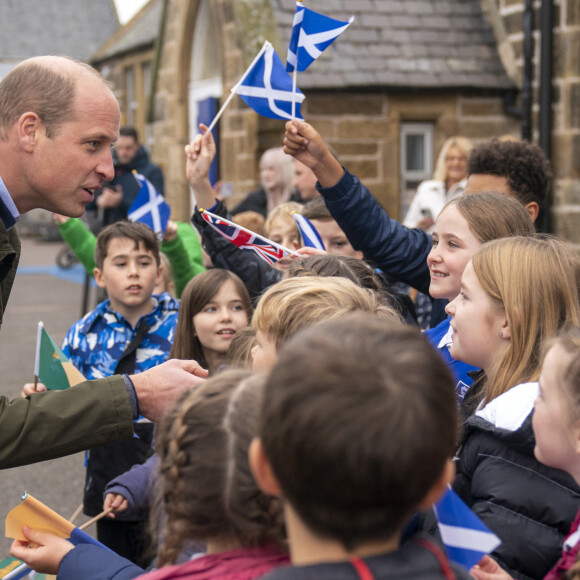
[63,220,179,566]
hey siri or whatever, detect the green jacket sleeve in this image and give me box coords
[58,218,97,276]
[0,375,133,469]
[161,221,205,298]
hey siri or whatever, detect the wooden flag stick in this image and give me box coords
[78,507,114,530]
[68,502,84,524]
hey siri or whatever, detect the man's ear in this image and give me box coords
[525,201,539,223]
[94,268,106,289]
[17,112,42,153]
[249,437,282,497]
[417,459,456,509]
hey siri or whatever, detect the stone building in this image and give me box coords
[91,0,579,246]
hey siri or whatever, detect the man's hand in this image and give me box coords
[103,493,129,518]
[130,359,208,422]
[96,186,123,209]
[10,526,74,574]
[21,382,47,398]
[283,120,343,188]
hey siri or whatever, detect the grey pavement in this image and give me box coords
[0,233,101,555]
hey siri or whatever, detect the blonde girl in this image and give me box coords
[449,236,580,580]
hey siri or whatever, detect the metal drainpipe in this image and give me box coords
[521,0,534,141]
[539,0,553,233]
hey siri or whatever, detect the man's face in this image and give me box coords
[27,78,119,217]
[114,135,140,166]
[464,173,538,222]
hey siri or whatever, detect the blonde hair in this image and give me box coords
[253,276,400,350]
[472,236,580,404]
[264,202,303,236]
[232,211,266,237]
[260,147,295,196]
[432,136,474,182]
[226,327,257,370]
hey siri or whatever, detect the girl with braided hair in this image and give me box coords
[146,370,287,578]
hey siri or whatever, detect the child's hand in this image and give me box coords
[294,247,327,258]
[185,124,216,188]
[10,526,74,574]
[103,493,129,518]
[163,220,178,242]
[21,382,47,398]
[284,120,343,188]
[471,556,513,580]
[53,213,70,224]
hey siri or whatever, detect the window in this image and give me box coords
[125,67,136,126]
[400,123,433,220]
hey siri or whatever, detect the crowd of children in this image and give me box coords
[10,114,580,580]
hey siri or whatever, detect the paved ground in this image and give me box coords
[0,233,102,555]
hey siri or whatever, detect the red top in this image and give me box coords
[545,508,580,580]
[139,546,289,580]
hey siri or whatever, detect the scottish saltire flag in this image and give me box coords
[233,41,305,121]
[199,209,298,266]
[434,488,501,570]
[5,493,113,579]
[128,172,171,237]
[34,322,85,391]
[286,3,354,72]
[291,211,325,250]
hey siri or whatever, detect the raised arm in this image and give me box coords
[284,120,432,293]
[185,123,217,210]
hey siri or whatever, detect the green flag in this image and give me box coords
[34,322,85,391]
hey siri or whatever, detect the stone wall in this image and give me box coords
[151,0,521,221]
[491,0,580,246]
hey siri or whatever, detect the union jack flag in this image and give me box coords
[199,209,298,266]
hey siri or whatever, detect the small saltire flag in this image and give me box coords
[199,209,299,266]
[128,172,171,237]
[434,488,501,570]
[286,2,354,72]
[233,41,305,121]
[291,211,325,251]
[34,322,85,391]
[5,493,113,579]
